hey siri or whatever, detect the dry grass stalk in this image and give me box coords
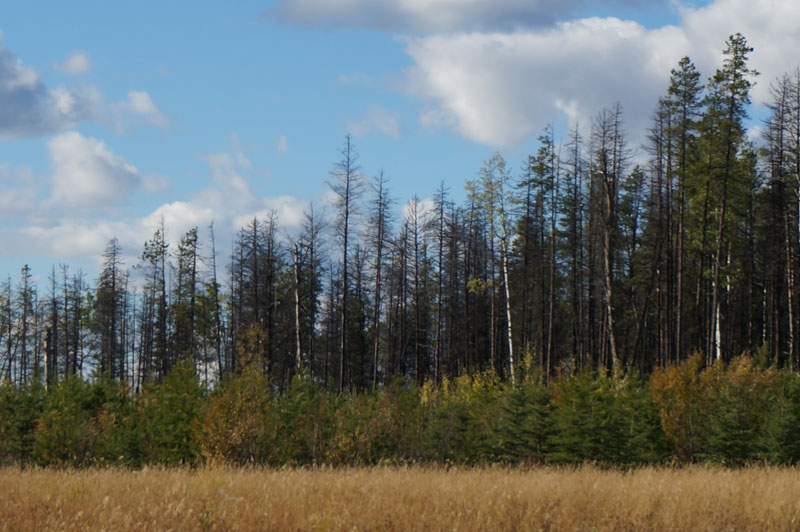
[1,465,800,531]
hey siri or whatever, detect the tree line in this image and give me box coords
[2,353,799,467]
[2,34,800,392]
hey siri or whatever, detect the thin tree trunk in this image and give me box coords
[294,243,303,372]
[501,239,515,382]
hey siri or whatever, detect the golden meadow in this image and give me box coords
[3,466,800,531]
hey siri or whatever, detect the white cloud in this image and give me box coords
[747,124,765,145]
[554,99,580,126]
[0,43,101,139]
[139,201,218,241]
[402,196,435,226]
[418,107,456,131]
[47,131,142,207]
[321,186,339,208]
[112,90,168,130]
[0,41,168,139]
[136,154,307,261]
[201,142,307,232]
[348,105,401,139]
[2,54,37,90]
[266,0,627,32]
[0,38,173,139]
[180,142,308,247]
[401,0,800,147]
[0,164,38,218]
[0,135,166,259]
[203,152,254,202]
[678,0,800,105]
[18,220,118,259]
[1,139,309,263]
[57,51,90,75]
[405,18,687,146]
[231,134,252,168]
[141,174,171,194]
[276,134,288,154]
[126,91,159,116]
[232,196,307,232]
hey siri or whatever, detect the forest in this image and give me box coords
[2,33,800,466]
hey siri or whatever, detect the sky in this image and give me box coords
[1,0,799,282]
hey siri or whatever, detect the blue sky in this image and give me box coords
[0,0,796,281]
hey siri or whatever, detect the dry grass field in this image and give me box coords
[2,465,800,531]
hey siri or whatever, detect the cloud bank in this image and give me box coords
[0,41,169,139]
[0,136,308,266]
[0,43,101,139]
[273,0,800,147]
[266,0,664,32]
[400,0,800,146]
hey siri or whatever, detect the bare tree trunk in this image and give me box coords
[294,243,303,372]
[208,223,224,378]
[546,139,558,380]
[603,227,620,372]
[328,135,364,391]
[676,175,685,364]
[501,239,515,382]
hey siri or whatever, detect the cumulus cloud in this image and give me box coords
[0,43,101,139]
[677,0,800,105]
[1,138,309,263]
[200,141,308,231]
[405,18,687,146]
[17,220,121,259]
[0,41,168,139]
[57,51,90,75]
[232,196,307,232]
[401,0,800,147]
[203,152,254,203]
[112,90,168,130]
[265,0,660,32]
[348,105,401,139]
[47,131,142,207]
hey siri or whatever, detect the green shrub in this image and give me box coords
[140,364,204,466]
[0,380,43,464]
[496,379,554,464]
[702,357,777,464]
[33,376,122,466]
[6,352,797,468]
[276,373,330,464]
[327,379,425,465]
[762,370,800,463]
[93,382,144,468]
[549,371,666,465]
[613,373,670,464]
[423,371,504,464]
